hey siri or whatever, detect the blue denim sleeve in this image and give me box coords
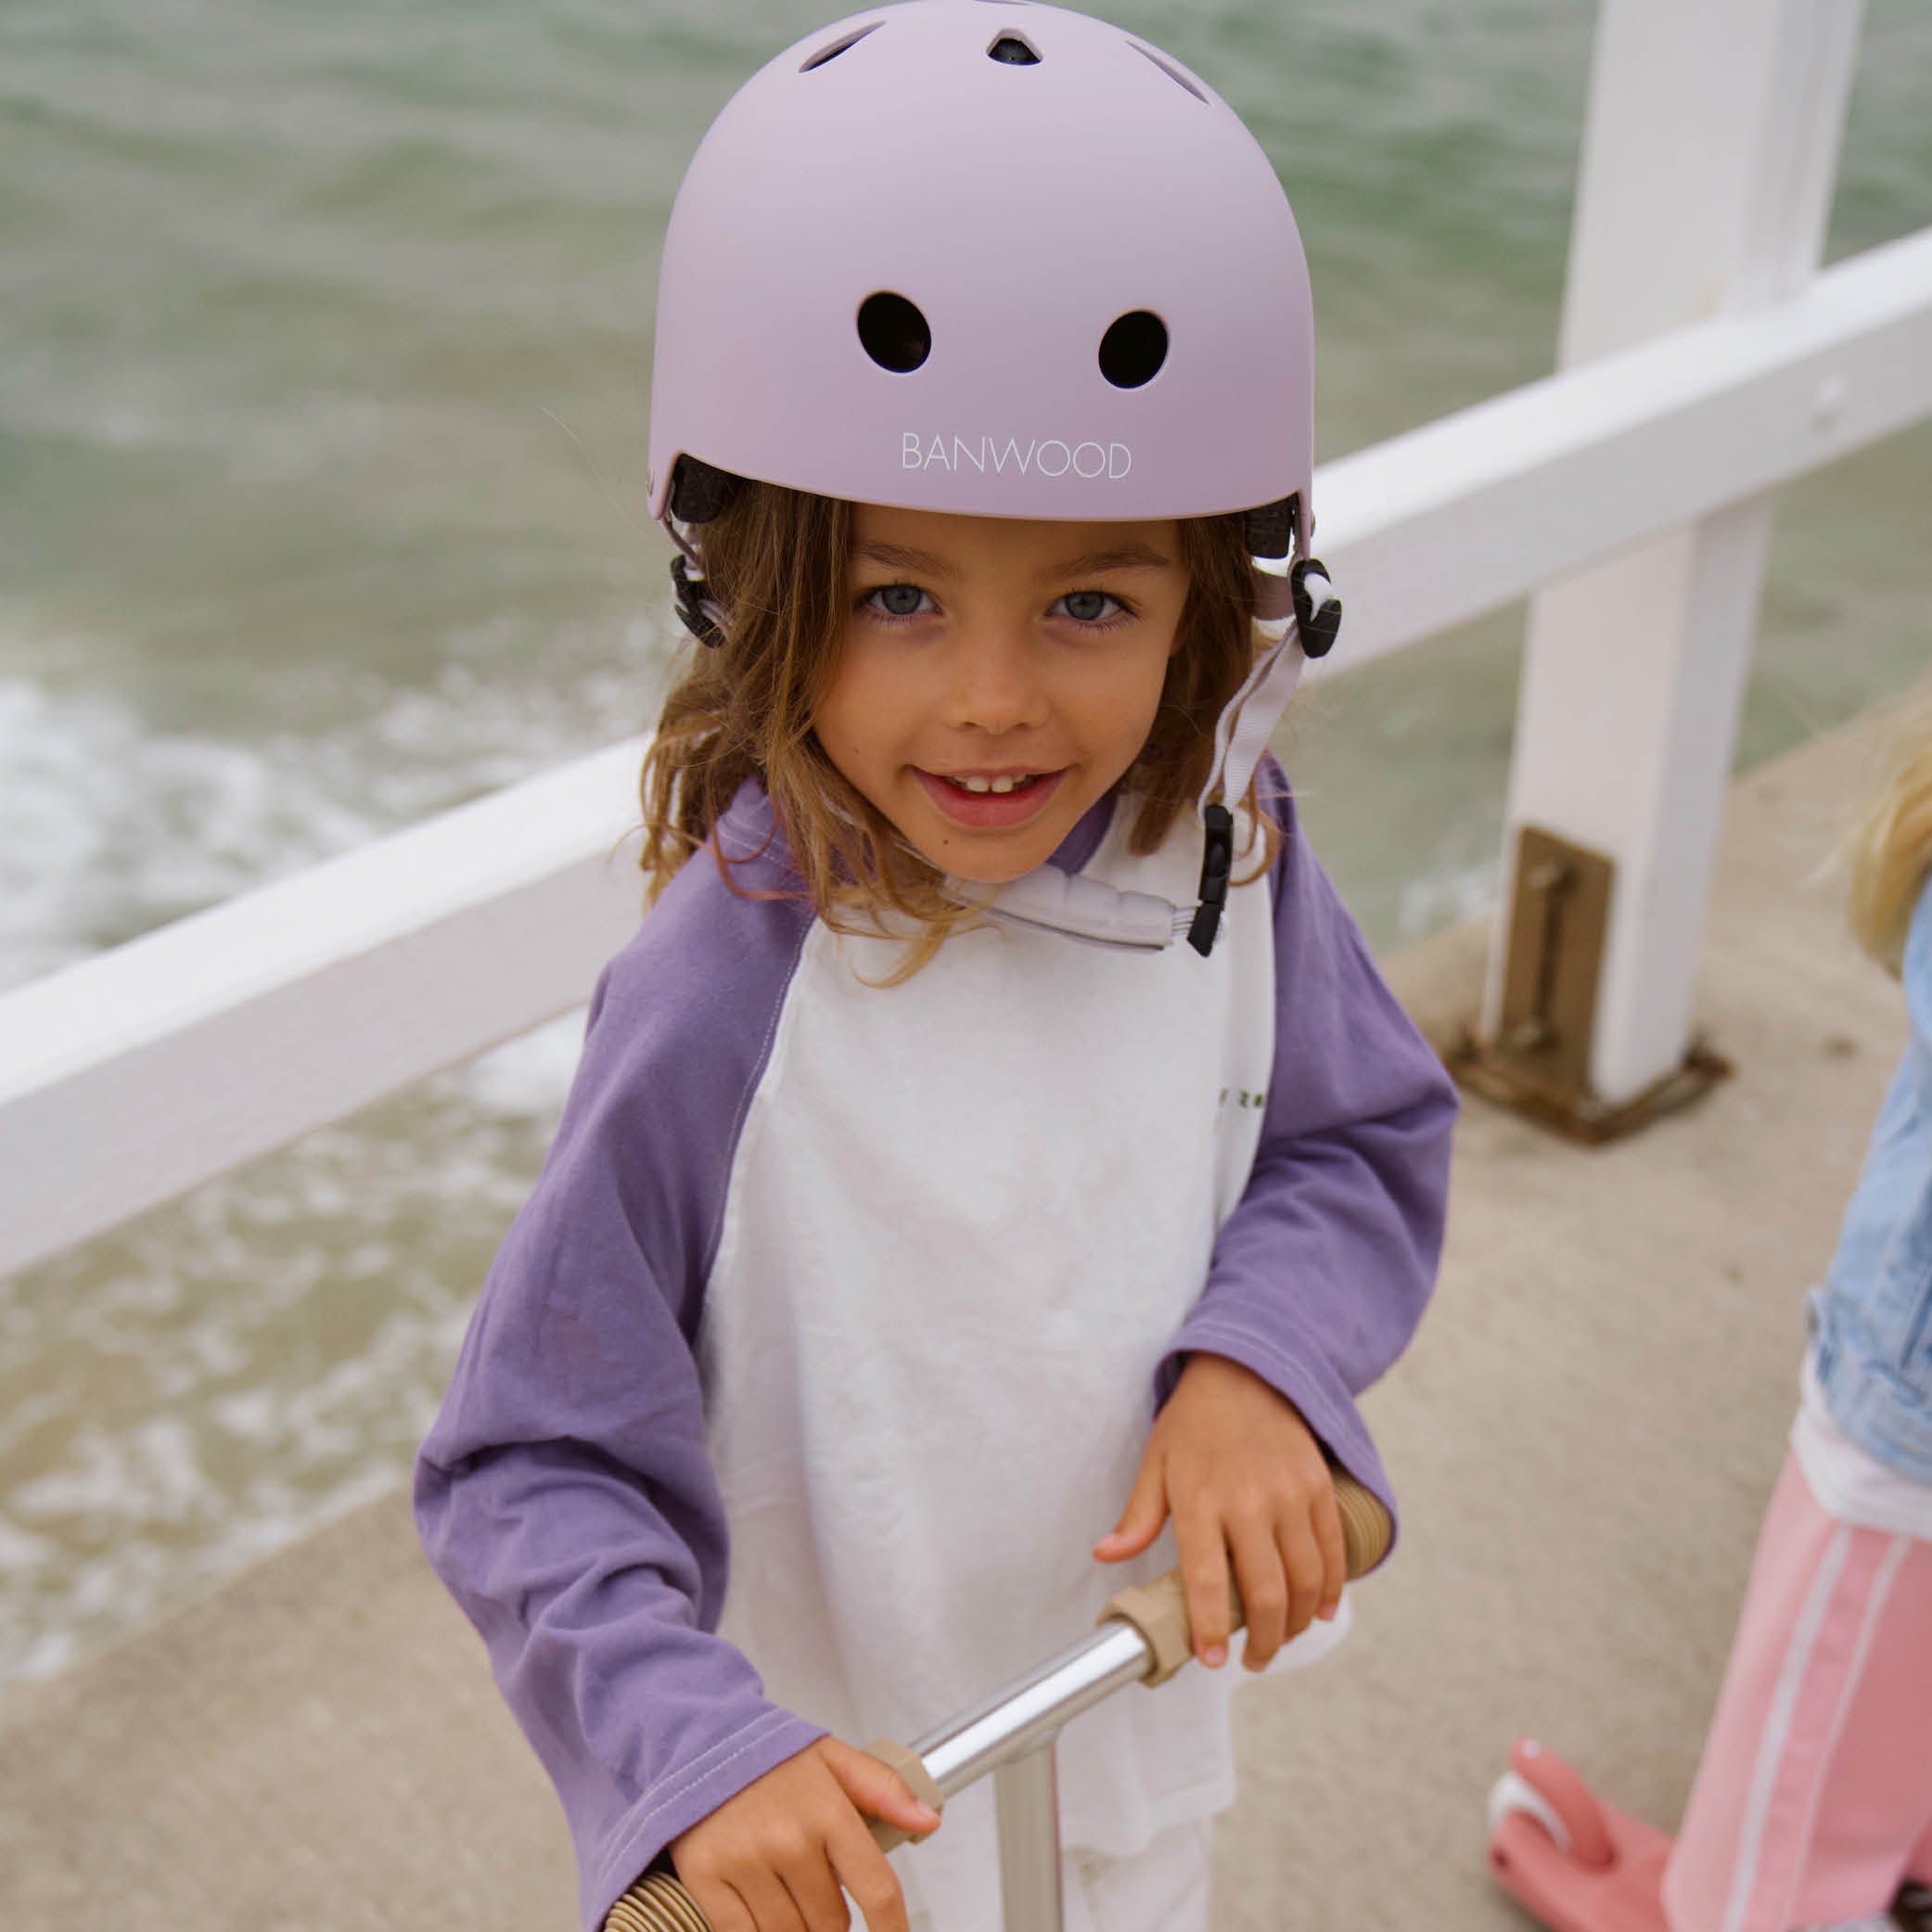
[1807,869,1932,1484]
[1905,872,1932,1116]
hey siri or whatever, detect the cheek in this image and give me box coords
[1118,634,1182,738]
[1104,639,1184,772]
[812,639,902,776]
[811,635,862,736]
[1056,652,1173,782]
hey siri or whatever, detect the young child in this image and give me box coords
[415,8,1457,1932]
[1660,713,1932,1932]
[1491,711,1932,1932]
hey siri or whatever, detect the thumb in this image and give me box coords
[1094,1450,1169,1562]
[821,1739,941,1836]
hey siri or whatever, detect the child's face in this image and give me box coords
[814,504,1189,884]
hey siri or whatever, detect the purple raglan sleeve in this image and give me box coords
[414,805,825,1930]
[1158,760,1457,1553]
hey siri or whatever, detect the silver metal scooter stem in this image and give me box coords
[902,1619,1154,1932]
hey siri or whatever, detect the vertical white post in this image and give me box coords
[1489,0,1865,1106]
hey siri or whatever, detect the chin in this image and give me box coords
[942,856,1043,886]
[914,830,1057,887]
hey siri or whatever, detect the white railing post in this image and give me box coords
[1487,0,1866,1109]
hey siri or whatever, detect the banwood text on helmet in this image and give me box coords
[648,0,1342,955]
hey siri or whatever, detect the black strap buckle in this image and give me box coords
[1186,803,1235,957]
[1290,557,1342,658]
[672,555,725,648]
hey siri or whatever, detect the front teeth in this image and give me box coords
[956,774,1029,794]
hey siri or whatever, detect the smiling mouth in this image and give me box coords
[938,772,1049,795]
[915,766,1067,828]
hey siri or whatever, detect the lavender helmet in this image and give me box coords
[648,0,1342,953]
[649,0,1317,553]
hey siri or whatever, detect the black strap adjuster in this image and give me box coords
[1186,803,1235,957]
[1290,557,1342,658]
[672,555,725,648]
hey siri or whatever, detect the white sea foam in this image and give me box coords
[13,1415,224,1527]
[464,1013,589,1117]
[0,627,660,999]
[0,650,638,1683]
[0,1518,55,1576]
[1398,855,1502,940]
[0,675,379,992]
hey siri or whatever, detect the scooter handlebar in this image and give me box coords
[608,1474,1391,1930]
[1098,1468,1390,1688]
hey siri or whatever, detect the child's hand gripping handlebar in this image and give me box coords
[1088,1469,1392,1694]
[607,1475,1390,1932]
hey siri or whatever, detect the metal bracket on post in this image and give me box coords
[1452,826,1729,1145]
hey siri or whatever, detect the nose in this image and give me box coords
[944,621,1050,737]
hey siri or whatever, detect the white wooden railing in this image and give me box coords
[3,0,1929,1280]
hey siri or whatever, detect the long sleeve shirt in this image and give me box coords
[416,765,1456,1931]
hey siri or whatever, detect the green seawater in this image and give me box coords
[1,0,1927,1685]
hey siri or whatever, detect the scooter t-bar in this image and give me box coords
[608,1475,1390,1932]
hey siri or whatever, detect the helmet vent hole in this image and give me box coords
[857,292,932,374]
[988,34,1041,64]
[1129,42,1207,102]
[800,21,882,72]
[1098,311,1168,390]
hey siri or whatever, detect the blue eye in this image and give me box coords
[1056,591,1125,625]
[865,583,931,620]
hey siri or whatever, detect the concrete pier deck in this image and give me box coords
[0,709,1907,1932]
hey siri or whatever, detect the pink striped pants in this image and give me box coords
[1662,1452,1932,1932]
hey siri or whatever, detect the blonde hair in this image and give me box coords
[1849,693,1932,973]
[638,480,1276,976]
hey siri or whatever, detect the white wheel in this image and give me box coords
[1488,1768,1570,1851]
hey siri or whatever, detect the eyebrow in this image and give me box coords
[851,540,1177,582]
[1041,544,1176,581]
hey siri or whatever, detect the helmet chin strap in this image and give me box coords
[942,556,1340,957]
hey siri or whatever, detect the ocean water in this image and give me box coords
[1,0,1928,1687]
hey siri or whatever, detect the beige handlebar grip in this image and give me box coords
[1099,1471,1392,1686]
[862,1735,946,1853]
[606,1742,942,1932]
[607,1871,710,1932]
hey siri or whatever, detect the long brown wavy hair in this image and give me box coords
[638,480,1276,972]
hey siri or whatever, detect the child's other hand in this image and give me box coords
[669,1737,939,1932]
[1093,1352,1344,1673]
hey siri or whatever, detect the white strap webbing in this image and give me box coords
[941,867,1188,951]
[1198,609,1306,828]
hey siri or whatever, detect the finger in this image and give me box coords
[819,1739,940,1837]
[825,1810,913,1932]
[1227,1507,1287,1671]
[1172,1490,1232,1667]
[1093,1451,1169,1562]
[736,1864,810,1932]
[677,1872,759,1932]
[1311,1478,1347,1619]
[779,1845,852,1932]
[1276,1509,1326,1644]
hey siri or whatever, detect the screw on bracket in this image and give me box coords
[1508,859,1577,1054]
